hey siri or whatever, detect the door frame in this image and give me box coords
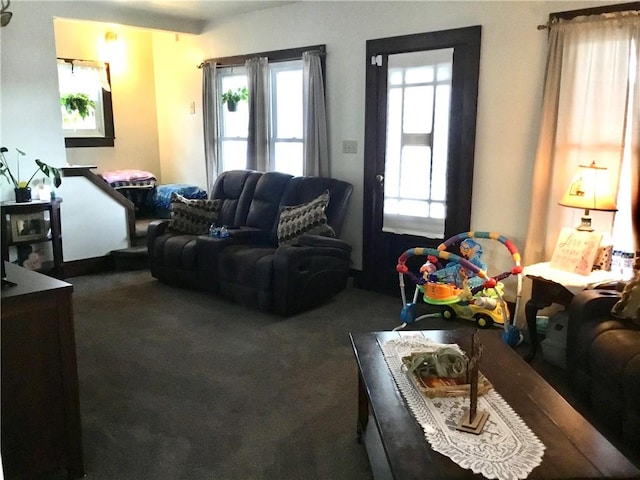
[361,26,482,292]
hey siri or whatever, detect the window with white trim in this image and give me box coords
[56,58,115,148]
[217,59,304,176]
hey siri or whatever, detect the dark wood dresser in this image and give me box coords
[1,262,84,479]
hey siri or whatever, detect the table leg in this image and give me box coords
[524,298,543,362]
[356,372,369,444]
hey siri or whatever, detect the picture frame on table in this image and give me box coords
[10,212,49,242]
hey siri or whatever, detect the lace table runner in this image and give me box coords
[382,336,545,480]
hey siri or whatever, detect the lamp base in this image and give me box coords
[576,211,594,231]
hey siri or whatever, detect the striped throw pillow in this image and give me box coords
[277,191,335,246]
[168,194,222,234]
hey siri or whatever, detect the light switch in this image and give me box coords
[189,101,196,114]
[342,140,357,154]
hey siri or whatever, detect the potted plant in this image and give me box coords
[0,147,62,202]
[60,93,96,120]
[221,87,248,112]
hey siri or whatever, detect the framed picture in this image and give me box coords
[10,212,48,242]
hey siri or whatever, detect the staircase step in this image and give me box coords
[111,245,149,271]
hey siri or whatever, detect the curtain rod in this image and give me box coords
[197,45,326,69]
[537,3,640,30]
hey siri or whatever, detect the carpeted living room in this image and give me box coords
[2,0,640,479]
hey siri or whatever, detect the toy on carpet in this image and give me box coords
[395,232,524,347]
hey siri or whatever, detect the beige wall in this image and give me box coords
[54,18,162,180]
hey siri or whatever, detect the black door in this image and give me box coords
[361,26,482,296]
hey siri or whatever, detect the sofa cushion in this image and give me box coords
[277,191,335,245]
[168,194,222,234]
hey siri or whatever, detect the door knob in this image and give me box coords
[376,174,384,183]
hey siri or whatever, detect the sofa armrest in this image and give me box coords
[296,234,352,252]
[569,289,621,326]
[271,242,352,315]
[566,289,623,380]
[147,219,170,248]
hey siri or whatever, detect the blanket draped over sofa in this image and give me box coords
[148,170,353,315]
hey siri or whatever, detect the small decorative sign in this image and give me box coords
[456,330,489,434]
[550,227,603,276]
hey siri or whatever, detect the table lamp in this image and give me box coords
[558,161,617,231]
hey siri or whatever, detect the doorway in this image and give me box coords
[361,26,482,295]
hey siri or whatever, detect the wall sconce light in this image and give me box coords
[100,30,126,72]
[1,0,12,27]
[558,161,618,231]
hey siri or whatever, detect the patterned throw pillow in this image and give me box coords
[168,194,222,234]
[611,269,640,324]
[277,190,336,246]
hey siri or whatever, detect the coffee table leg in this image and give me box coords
[356,371,369,443]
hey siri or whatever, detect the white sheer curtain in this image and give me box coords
[303,50,330,177]
[246,57,269,172]
[524,12,640,265]
[202,61,219,192]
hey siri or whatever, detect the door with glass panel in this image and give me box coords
[362,27,481,294]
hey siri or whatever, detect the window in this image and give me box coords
[213,46,324,176]
[525,5,640,264]
[57,58,115,148]
[383,49,453,238]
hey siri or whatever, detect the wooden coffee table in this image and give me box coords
[350,328,640,479]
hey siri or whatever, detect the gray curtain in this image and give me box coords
[302,50,329,177]
[246,57,269,172]
[202,62,219,192]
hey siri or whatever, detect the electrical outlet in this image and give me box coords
[342,140,357,154]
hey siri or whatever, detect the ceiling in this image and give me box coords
[113,0,295,23]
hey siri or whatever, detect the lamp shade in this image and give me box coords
[558,161,618,212]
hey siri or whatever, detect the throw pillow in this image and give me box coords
[277,191,336,246]
[168,194,222,235]
[611,268,640,324]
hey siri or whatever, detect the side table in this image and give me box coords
[523,262,625,361]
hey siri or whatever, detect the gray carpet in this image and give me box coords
[70,270,462,480]
[69,270,639,479]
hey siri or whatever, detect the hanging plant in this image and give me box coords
[221,87,248,112]
[60,93,96,119]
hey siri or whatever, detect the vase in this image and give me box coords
[227,100,237,112]
[14,187,32,203]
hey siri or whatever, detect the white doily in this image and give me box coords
[382,337,545,480]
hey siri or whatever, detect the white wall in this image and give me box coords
[1,0,618,267]
[162,0,614,271]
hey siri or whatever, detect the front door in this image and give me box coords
[362,27,482,295]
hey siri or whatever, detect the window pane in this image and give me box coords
[221,140,247,171]
[384,88,403,198]
[400,146,430,200]
[405,66,434,84]
[273,142,303,176]
[389,69,403,86]
[275,69,302,139]
[220,73,249,138]
[403,86,433,134]
[58,61,106,136]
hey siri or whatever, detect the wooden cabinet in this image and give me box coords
[1,262,84,479]
[1,198,64,278]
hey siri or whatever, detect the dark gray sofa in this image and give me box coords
[148,170,353,315]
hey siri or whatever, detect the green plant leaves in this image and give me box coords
[0,147,62,188]
[221,87,248,104]
[60,93,96,119]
